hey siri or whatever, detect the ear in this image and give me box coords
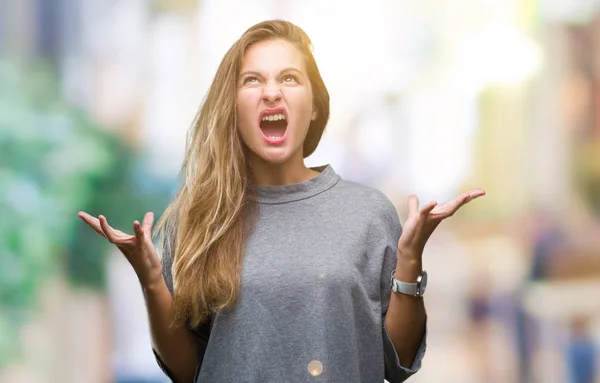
[311,108,318,121]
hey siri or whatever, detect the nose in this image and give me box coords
[261,82,282,104]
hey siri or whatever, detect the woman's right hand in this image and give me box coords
[77,211,164,289]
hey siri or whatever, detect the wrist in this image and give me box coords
[395,249,423,282]
[141,276,168,294]
[397,245,421,260]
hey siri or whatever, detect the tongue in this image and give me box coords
[260,120,286,137]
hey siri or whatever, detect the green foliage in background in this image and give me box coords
[0,59,171,368]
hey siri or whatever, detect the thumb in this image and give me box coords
[407,194,419,219]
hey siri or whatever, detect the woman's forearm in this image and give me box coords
[143,279,197,383]
[384,253,427,368]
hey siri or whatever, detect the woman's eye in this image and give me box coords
[283,75,297,83]
[244,77,259,84]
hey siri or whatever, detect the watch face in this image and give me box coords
[418,271,428,295]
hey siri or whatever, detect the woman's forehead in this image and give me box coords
[241,39,306,73]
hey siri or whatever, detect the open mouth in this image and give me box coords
[260,113,287,142]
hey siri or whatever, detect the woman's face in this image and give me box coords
[236,39,316,165]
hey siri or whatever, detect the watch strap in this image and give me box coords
[390,270,420,296]
[392,278,418,295]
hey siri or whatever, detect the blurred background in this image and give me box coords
[2,0,600,382]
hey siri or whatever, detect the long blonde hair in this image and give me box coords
[154,20,330,327]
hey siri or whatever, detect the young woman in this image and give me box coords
[78,20,485,382]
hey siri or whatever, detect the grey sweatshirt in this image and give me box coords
[156,165,426,382]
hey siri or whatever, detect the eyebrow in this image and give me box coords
[239,67,304,79]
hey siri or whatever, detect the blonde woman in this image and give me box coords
[78,20,485,382]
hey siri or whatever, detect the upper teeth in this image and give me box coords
[262,113,285,122]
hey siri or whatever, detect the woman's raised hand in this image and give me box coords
[77,211,164,288]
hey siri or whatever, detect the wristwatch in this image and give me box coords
[391,270,428,297]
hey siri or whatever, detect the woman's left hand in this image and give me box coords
[397,188,486,259]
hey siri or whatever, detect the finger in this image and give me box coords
[443,197,466,217]
[431,189,486,218]
[467,188,486,201]
[456,189,485,205]
[420,200,438,217]
[407,195,419,218]
[142,212,154,236]
[133,220,145,246]
[456,188,486,207]
[468,188,486,197]
[99,215,120,243]
[440,192,479,217]
[450,191,475,209]
[77,211,107,238]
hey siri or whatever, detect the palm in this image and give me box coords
[108,228,135,242]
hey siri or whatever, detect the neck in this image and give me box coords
[248,151,319,186]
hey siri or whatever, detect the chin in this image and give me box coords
[258,149,293,165]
